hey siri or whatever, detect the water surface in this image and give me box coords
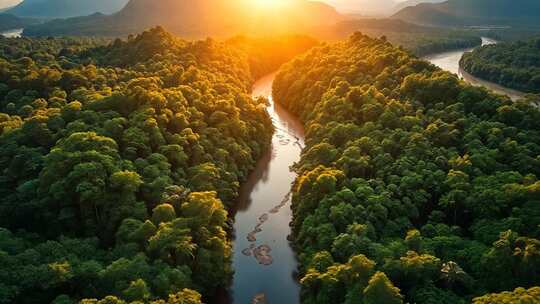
[226,73,303,304]
[423,37,525,101]
[1,28,23,38]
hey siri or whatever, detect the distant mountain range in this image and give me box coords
[392,0,540,28]
[7,0,128,18]
[392,0,445,13]
[0,12,37,31]
[23,0,344,37]
[329,0,442,16]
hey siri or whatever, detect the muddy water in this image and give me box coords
[224,73,303,304]
[423,37,525,101]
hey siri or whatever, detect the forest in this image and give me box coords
[317,19,481,57]
[0,27,315,303]
[460,38,540,94]
[392,0,540,28]
[273,32,540,303]
[1,4,540,302]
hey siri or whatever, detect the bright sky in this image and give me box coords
[0,0,413,14]
[0,0,21,9]
[323,0,409,14]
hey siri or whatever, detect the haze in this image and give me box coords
[324,0,420,14]
[0,0,429,15]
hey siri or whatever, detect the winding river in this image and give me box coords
[423,37,525,101]
[221,73,303,304]
[219,35,528,304]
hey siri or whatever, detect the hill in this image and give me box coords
[314,18,481,56]
[392,0,540,28]
[7,0,128,18]
[328,0,395,16]
[461,38,540,93]
[0,12,37,31]
[23,0,344,37]
[392,0,445,14]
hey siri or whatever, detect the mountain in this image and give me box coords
[23,0,344,37]
[0,13,37,31]
[392,0,445,13]
[392,0,540,28]
[326,0,395,16]
[7,0,129,18]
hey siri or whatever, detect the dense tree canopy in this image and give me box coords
[461,38,540,93]
[0,27,289,303]
[317,19,482,57]
[273,32,540,303]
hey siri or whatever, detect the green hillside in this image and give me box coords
[393,0,540,28]
[273,32,540,304]
[7,0,128,18]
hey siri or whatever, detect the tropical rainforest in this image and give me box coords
[0,27,319,303]
[318,19,481,57]
[273,32,540,303]
[392,0,540,28]
[460,38,540,94]
[1,0,540,303]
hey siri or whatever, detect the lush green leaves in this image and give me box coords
[0,27,278,303]
[274,32,540,303]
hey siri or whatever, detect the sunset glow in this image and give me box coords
[252,0,290,8]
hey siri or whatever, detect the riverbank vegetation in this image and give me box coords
[460,38,540,93]
[273,32,540,304]
[0,27,322,303]
[317,19,482,56]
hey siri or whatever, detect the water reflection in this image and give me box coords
[219,73,303,304]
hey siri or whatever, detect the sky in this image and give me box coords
[0,0,20,9]
[0,0,416,14]
[324,0,411,14]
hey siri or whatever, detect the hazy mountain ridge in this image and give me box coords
[392,0,445,13]
[0,12,37,30]
[23,0,344,37]
[7,0,129,18]
[392,0,540,28]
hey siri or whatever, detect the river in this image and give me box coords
[423,37,525,101]
[0,28,23,38]
[220,36,527,304]
[220,73,303,304]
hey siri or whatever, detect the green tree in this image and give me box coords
[363,272,404,304]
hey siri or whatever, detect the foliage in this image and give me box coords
[392,0,540,29]
[0,27,277,303]
[461,38,540,93]
[472,286,540,304]
[273,32,540,303]
[317,19,482,56]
